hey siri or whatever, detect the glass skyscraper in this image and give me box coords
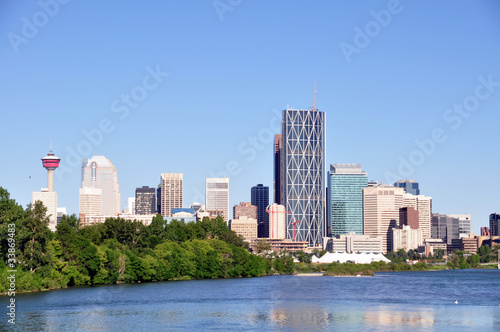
[394,180,420,195]
[282,108,325,246]
[327,164,367,237]
[251,184,269,238]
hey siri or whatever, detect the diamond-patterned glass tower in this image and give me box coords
[282,108,325,246]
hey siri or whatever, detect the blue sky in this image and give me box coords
[1,0,499,233]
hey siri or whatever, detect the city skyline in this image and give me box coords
[1,1,499,234]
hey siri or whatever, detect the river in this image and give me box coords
[3,269,500,331]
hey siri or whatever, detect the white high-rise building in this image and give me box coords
[160,173,183,217]
[128,197,136,215]
[206,178,229,222]
[449,213,471,238]
[363,185,405,253]
[32,189,57,231]
[267,203,286,239]
[392,225,423,251]
[402,193,432,240]
[80,156,120,217]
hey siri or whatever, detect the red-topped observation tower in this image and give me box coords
[41,149,60,192]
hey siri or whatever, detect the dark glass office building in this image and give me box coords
[251,184,269,238]
[394,180,420,195]
[135,186,156,215]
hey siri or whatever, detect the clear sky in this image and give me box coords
[1,0,499,233]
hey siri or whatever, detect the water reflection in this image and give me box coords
[364,306,435,328]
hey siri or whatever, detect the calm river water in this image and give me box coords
[3,269,500,331]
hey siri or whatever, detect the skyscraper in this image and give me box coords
[394,180,420,195]
[273,134,283,204]
[233,202,257,220]
[432,213,460,245]
[206,177,229,222]
[402,193,432,240]
[251,184,269,238]
[327,164,367,237]
[80,156,121,217]
[363,185,405,253]
[160,173,183,217]
[449,213,471,237]
[32,149,60,231]
[490,213,500,236]
[135,186,156,215]
[282,108,325,246]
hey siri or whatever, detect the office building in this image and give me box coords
[135,186,156,215]
[267,203,287,239]
[32,149,61,231]
[448,213,471,238]
[392,225,423,251]
[234,202,258,220]
[160,173,183,217]
[481,227,490,236]
[490,213,500,236]
[274,134,283,204]
[327,164,367,237]
[56,207,67,225]
[363,185,405,253]
[229,216,258,242]
[80,156,121,217]
[399,206,419,230]
[402,193,432,240]
[251,184,269,238]
[323,233,383,253]
[206,178,229,222]
[128,197,136,215]
[281,108,325,246]
[394,179,420,195]
[432,213,460,246]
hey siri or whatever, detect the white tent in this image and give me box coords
[317,252,390,264]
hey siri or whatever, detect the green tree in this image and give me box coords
[19,201,53,273]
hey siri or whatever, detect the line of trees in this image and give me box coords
[0,187,295,294]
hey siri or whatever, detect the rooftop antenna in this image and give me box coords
[312,80,317,111]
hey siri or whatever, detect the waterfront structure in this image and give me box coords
[233,202,258,220]
[418,238,448,256]
[394,180,420,195]
[229,216,258,241]
[206,178,229,222]
[323,233,383,253]
[327,164,367,237]
[32,149,61,231]
[273,134,283,204]
[402,193,432,240]
[431,213,460,246]
[490,213,500,236]
[281,107,325,246]
[159,173,183,217]
[392,225,423,251]
[80,156,121,217]
[448,214,471,238]
[267,203,287,239]
[363,185,405,253]
[251,184,269,238]
[451,235,478,254]
[135,186,156,215]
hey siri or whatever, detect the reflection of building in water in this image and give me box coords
[364,307,434,327]
[270,305,331,329]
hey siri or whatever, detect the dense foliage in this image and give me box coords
[0,188,294,294]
